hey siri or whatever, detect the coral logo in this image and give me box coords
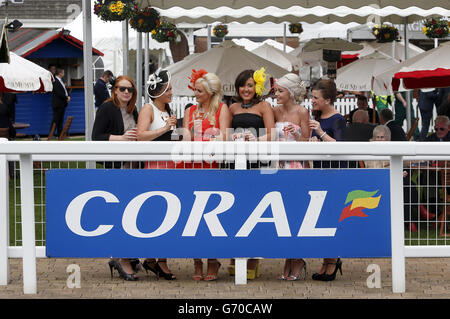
[339,190,381,222]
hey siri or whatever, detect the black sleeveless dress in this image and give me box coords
[231,113,268,169]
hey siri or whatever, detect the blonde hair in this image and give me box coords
[194,73,223,126]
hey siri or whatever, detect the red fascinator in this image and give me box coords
[188,69,208,91]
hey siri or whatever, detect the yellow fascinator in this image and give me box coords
[253,67,268,97]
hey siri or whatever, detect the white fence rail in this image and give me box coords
[1,140,450,295]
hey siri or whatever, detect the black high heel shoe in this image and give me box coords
[312,261,329,281]
[142,259,159,279]
[317,258,342,282]
[155,261,176,280]
[108,258,138,281]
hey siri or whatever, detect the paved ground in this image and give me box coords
[1,257,449,299]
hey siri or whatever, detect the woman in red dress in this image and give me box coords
[182,69,231,280]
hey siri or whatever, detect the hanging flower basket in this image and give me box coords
[151,20,178,43]
[372,24,400,43]
[422,17,449,39]
[289,23,303,34]
[213,24,228,38]
[94,0,137,22]
[129,7,160,33]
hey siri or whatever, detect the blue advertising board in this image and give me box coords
[46,169,391,258]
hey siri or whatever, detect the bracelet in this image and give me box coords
[319,131,327,139]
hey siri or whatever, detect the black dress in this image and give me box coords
[92,100,139,169]
[231,113,268,169]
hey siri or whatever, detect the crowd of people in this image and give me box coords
[77,64,450,283]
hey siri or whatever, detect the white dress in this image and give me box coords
[275,121,303,169]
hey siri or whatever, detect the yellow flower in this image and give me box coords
[384,33,391,39]
[422,26,428,34]
[152,29,157,35]
[253,67,268,97]
[116,1,124,8]
[374,30,379,35]
[109,3,117,12]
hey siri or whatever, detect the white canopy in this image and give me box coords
[167,40,288,96]
[155,6,450,24]
[0,52,53,93]
[251,43,301,71]
[141,1,450,10]
[336,51,398,92]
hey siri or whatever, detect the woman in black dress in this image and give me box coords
[92,75,139,281]
[228,68,275,279]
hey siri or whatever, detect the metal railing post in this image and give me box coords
[0,150,9,285]
[19,154,37,294]
[390,155,406,293]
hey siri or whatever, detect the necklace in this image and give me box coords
[241,101,254,109]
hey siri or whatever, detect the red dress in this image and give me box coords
[182,103,224,169]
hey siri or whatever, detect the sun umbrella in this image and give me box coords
[392,41,450,91]
[336,51,398,92]
[0,52,53,93]
[251,43,302,72]
[167,40,288,96]
[342,41,425,62]
[373,41,450,95]
[302,37,364,52]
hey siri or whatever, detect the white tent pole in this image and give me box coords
[434,38,438,48]
[207,25,211,50]
[83,0,94,143]
[122,20,129,75]
[136,31,142,111]
[144,33,149,104]
[391,41,395,59]
[404,18,411,132]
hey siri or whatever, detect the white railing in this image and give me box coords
[1,139,450,295]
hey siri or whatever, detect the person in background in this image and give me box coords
[48,64,57,77]
[347,95,379,125]
[438,93,450,119]
[136,69,178,280]
[418,89,438,141]
[1,93,17,123]
[182,69,231,281]
[272,73,309,281]
[342,109,376,142]
[94,70,114,108]
[424,115,450,142]
[366,125,422,233]
[51,67,70,138]
[394,91,419,140]
[379,108,407,141]
[0,93,16,139]
[437,87,450,111]
[308,79,345,282]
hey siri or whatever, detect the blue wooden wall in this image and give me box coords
[15,88,86,136]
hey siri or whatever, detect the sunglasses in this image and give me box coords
[116,86,135,93]
[434,127,447,131]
